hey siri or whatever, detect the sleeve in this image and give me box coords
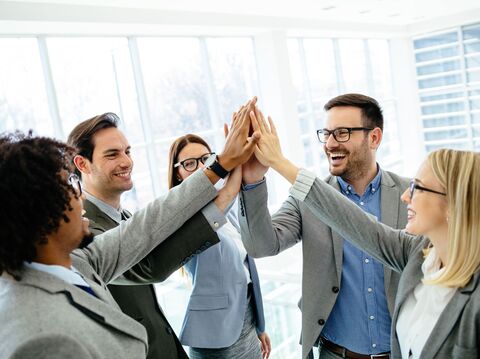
[290,169,421,272]
[11,335,93,359]
[237,179,304,258]
[72,169,218,284]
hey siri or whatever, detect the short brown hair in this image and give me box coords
[167,134,211,189]
[67,113,119,176]
[324,93,384,131]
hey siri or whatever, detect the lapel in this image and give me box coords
[83,199,119,230]
[19,266,148,345]
[420,272,480,358]
[327,176,344,280]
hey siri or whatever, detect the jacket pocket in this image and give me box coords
[189,295,228,311]
[453,344,477,358]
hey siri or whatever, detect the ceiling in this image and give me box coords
[0,0,479,36]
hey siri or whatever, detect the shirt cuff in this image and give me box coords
[289,169,316,201]
[201,201,228,232]
[242,178,266,191]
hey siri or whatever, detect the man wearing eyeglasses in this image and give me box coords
[238,93,410,359]
[66,112,247,359]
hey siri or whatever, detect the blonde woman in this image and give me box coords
[240,109,479,359]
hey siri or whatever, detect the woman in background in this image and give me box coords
[167,133,271,359]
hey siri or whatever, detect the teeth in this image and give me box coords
[115,172,130,177]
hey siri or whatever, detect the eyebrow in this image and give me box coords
[414,178,425,185]
[103,146,131,156]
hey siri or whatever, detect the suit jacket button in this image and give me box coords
[166,327,173,335]
[332,286,339,293]
[318,319,325,325]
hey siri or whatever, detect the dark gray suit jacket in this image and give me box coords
[288,169,479,359]
[239,169,409,358]
[83,198,220,359]
[0,170,218,359]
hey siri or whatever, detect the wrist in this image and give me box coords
[217,154,236,172]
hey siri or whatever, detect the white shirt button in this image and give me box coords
[365,258,370,263]
[213,222,219,228]
[360,201,365,206]
[372,344,377,348]
[367,287,373,293]
[370,315,375,320]
[372,188,376,192]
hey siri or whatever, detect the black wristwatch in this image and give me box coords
[204,154,229,179]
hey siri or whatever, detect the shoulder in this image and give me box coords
[382,170,410,188]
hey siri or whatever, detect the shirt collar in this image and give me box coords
[84,190,122,224]
[24,261,89,286]
[337,164,382,196]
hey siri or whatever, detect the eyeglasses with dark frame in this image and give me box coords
[409,180,446,199]
[68,173,83,196]
[316,127,374,143]
[174,152,215,172]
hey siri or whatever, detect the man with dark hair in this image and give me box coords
[239,94,409,358]
[0,102,258,358]
[67,112,233,359]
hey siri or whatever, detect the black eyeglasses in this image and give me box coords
[174,152,215,172]
[316,127,374,143]
[409,180,446,199]
[68,173,83,196]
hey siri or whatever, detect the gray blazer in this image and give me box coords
[238,169,409,358]
[0,170,217,359]
[287,169,479,359]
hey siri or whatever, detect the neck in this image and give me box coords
[35,237,72,269]
[84,185,121,209]
[342,161,378,195]
[429,229,449,267]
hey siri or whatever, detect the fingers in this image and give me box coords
[267,116,277,136]
[223,123,229,138]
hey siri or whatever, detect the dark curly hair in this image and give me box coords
[0,132,77,279]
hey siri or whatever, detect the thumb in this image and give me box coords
[224,123,229,138]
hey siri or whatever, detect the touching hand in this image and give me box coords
[249,110,283,168]
[242,106,269,184]
[218,97,261,171]
[258,332,271,359]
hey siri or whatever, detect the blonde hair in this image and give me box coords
[424,149,480,287]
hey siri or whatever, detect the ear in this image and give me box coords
[370,128,383,150]
[73,155,91,175]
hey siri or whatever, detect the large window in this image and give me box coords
[413,22,480,151]
[288,38,402,177]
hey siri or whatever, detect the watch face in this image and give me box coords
[204,153,217,168]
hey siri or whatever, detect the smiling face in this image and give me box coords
[323,106,378,181]
[85,127,133,200]
[176,142,211,181]
[400,160,448,242]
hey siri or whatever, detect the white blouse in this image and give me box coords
[396,248,456,359]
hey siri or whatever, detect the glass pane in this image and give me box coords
[422,115,466,128]
[287,39,307,105]
[463,24,480,40]
[0,38,52,136]
[424,128,468,141]
[137,38,211,139]
[338,39,368,94]
[418,74,462,89]
[472,112,480,124]
[421,102,464,115]
[415,46,458,63]
[303,39,338,109]
[466,55,480,69]
[303,138,313,167]
[414,32,458,49]
[206,38,259,124]
[368,39,393,98]
[416,60,461,76]
[122,146,154,211]
[426,142,469,152]
[464,42,480,54]
[467,70,480,84]
[47,37,138,138]
[420,91,463,102]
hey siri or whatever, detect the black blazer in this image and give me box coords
[83,199,220,359]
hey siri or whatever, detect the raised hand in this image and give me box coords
[258,332,271,359]
[242,106,269,184]
[250,110,300,184]
[217,97,260,171]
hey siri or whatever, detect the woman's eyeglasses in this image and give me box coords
[174,152,215,172]
[409,180,446,199]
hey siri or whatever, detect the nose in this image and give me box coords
[120,152,133,168]
[325,132,339,148]
[400,187,410,204]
